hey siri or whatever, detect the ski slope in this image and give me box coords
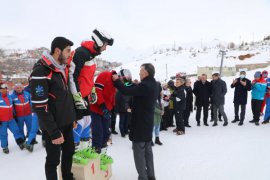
[1,69,270,180]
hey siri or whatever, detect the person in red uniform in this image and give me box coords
[11,83,32,138]
[90,70,117,153]
[0,82,25,154]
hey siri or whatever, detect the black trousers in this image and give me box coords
[251,99,263,122]
[44,124,75,180]
[175,110,185,132]
[196,105,209,123]
[110,108,117,131]
[183,110,191,126]
[234,103,246,122]
[167,108,175,127]
[161,106,170,129]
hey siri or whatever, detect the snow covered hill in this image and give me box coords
[115,40,270,81]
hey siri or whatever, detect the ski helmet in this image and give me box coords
[92,28,114,49]
[118,69,132,82]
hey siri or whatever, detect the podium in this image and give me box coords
[58,156,112,180]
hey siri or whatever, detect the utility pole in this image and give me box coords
[219,50,226,77]
[165,64,168,81]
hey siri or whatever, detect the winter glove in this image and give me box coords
[100,103,111,120]
[73,92,87,109]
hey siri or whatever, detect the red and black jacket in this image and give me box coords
[30,55,76,140]
[68,41,99,118]
[90,71,116,116]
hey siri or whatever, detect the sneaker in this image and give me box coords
[223,122,228,126]
[262,121,269,124]
[212,122,218,127]
[204,123,209,126]
[3,148,9,154]
[173,128,178,133]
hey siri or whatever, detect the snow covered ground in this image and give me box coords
[1,69,270,180]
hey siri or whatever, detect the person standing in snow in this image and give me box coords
[250,71,267,126]
[68,28,114,148]
[30,37,76,180]
[11,83,32,139]
[167,80,175,128]
[160,84,170,131]
[211,73,228,127]
[193,74,212,126]
[0,82,25,154]
[112,63,159,180]
[183,79,193,127]
[260,70,270,116]
[171,78,186,135]
[231,70,252,126]
[153,82,163,145]
[114,69,133,138]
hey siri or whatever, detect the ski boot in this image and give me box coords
[77,147,98,159]
[100,153,113,164]
[100,161,108,171]
[72,154,89,165]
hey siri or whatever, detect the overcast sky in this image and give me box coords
[1,0,270,61]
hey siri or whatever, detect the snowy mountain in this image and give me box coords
[115,40,270,81]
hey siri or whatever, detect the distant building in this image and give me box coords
[197,66,237,77]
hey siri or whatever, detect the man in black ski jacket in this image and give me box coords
[30,37,76,180]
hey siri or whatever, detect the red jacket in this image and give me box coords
[90,71,116,115]
[11,91,32,117]
[0,93,14,121]
[68,41,98,98]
